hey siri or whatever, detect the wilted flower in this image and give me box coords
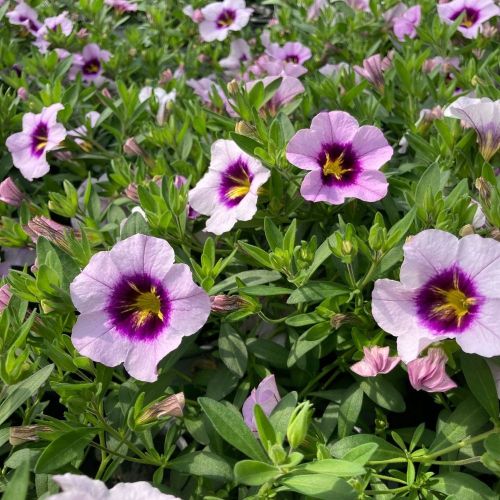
[68,111,101,148]
[444,96,500,161]
[266,41,312,65]
[189,140,270,234]
[354,53,392,92]
[392,5,422,41]
[437,0,500,39]
[0,284,12,313]
[372,229,500,362]
[9,425,51,445]
[123,137,146,157]
[47,474,180,500]
[286,111,392,205]
[0,178,24,207]
[407,348,457,392]
[105,0,138,12]
[199,0,253,42]
[242,374,281,432]
[137,393,185,424]
[220,39,251,70]
[25,216,72,251]
[69,234,210,382]
[210,295,246,312]
[6,104,67,181]
[6,2,42,35]
[351,346,400,377]
[69,44,111,85]
[139,86,176,125]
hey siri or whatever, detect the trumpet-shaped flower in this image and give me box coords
[351,346,400,377]
[47,473,179,500]
[188,140,270,234]
[242,374,281,432]
[354,53,392,92]
[69,44,111,84]
[6,104,67,181]
[286,111,392,205]
[407,348,457,392]
[437,0,500,39]
[267,41,311,65]
[69,234,210,382]
[199,0,252,42]
[372,230,500,362]
[68,111,101,147]
[444,96,500,161]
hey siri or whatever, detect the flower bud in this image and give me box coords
[123,137,145,157]
[227,79,239,95]
[459,224,475,237]
[0,177,25,207]
[287,401,313,449]
[124,183,140,203]
[159,69,173,84]
[475,177,491,202]
[24,216,72,252]
[9,425,51,445]
[210,295,246,313]
[192,9,204,23]
[235,121,257,137]
[0,285,12,313]
[268,443,287,465]
[101,87,112,99]
[136,393,185,425]
[17,87,29,101]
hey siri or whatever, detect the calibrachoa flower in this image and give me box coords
[392,5,422,41]
[437,0,500,39]
[199,0,253,42]
[0,178,24,207]
[0,285,12,313]
[139,87,177,125]
[69,43,111,85]
[220,39,251,71]
[345,0,370,12]
[444,96,500,162]
[47,474,180,500]
[70,234,210,382]
[354,53,392,92]
[105,0,139,12]
[34,11,73,53]
[351,346,400,377]
[242,374,281,432]
[267,41,312,65]
[6,104,67,181]
[407,348,457,393]
[286,111,392,205]
[6,2,42,35]
[308,0,328,20]
[188,140,270,234]
[372,230,500,362]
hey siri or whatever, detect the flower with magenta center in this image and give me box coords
[6,104,67,181]
[267,41,312,65]
[69,234,211,382]
[286,111,392,205]
[199,0,252,42]
[372,229,500,362]
[437,0,500,39]
[70,43,111,85]
[188,140,270,235]
[6,2,42,35]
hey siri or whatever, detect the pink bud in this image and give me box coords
[351,346,400,377]
[76,28,88,38]
[159,69,173,84]
[242,375,281,432]
[0,178,24,207]
[0,284,12,313]
[192,9,204,23]
[210,295,246,313]
[101,88,112,99]
[407,348,457,393]
[124,183,139,203]
[174,175,188,189]
[123,137,145,157]
[17,87,28,101]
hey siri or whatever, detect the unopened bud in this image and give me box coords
[17,87,28,101]
[0,285,12,313]
[475,177,491,201]
[235,121,257,137]
[0,177,25,207]
[136,393,185,425]
[459,224,475,237]
[287,401,313,449]
[129,48,137,57]
[101,87,112,99]
[330,313,357,330]
[481,22,497,38]
[9,425,51,445]
[227,79,239,95]
[40,299,55,314]
[210,295,246,313]
[123,137,145,157]
[124,183,139,202]
[24,216,73,252]
[76,28,88,39]
[192,9,204,23]
[159,69,173,85]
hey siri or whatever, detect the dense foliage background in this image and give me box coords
[0,0,499,498]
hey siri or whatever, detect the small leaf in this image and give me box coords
[331,435,404,462]
[3,458,29,500]
[120,211,150,239]
[338,385,363,438]
[342,443,379,465]
[281,474,356,500]
[234,460,279,486]
[219,323,248,377]
[302,459,365,477]
[359,377,406,413]
[169,451,233,481]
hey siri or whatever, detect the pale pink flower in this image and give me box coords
[407,348,457,392]
[0,178,24,207]
[354,53,392,92]
[199,0,253,42]
[69,44,111,85]
[393,5,422,41]
[242,375,281,432]
[351,346,400,377]
[105,0,138,12]
[6,2,42,35]
[220,39,251,71]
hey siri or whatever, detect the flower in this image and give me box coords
[69,234,210,382]
[105,0,139,12]
[444,96,500,162]
[183,5,205,23]
[345,0,370,12]
[199,0,253,42]
[189,140,270,234]
[0,284,12,313]
[286,111,392,205]
[6,104,67,181]
[25,216,72,251]
[372,229,500,362]
[138,87,176,125]
[437,0,500,39]
[68,111,101,147]
[319,62,351,78]
[0,178,24,207]
[351,346,400,377]
[407,348,457,392]
[210,295,246,312]
[220,39,251,71]
[6,2,42,35]
[69,44,111,85]
[267,41,312,65]
[354,53,392,92]
[393,5,422,41]
[242,374,281,432]
[34,11,73,53]
[47,473,180,500]
[422,56,460,75]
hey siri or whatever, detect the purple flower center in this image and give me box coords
[19,16,39,32]
[285,54,299,64]
[450,7,479,28]
[82,58,101,76]
[31,122,49,158]
[415,266,482,335]
[318,143,359,186]
[216,9,236,28]
[107,273,171,341]
[219,158,253,207]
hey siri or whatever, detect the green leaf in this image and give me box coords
[254,404,277,449]
[359,377,406,413]
[240,285,292,296]
[269,392,298,438]
[169,451,233,481]
[198,397,268,462]
[35,428,96,473]
[385,207,416,247]
[219,323,248,377]
[210,270,281,295]
[484,433,500,459]
[415,162,441,209]
[331,435,404,462]
[234,460,279,486]
[342,443,379,465]
[0,365,54,426]
[246,338,288,369]
[237,241,273,268]
[230,133,262,157]
[120,211,150,239]
[281,474,356,500]
[287,322,331,367]
[431,472,497,500]
[264,217,283,250]
[337,385,363,438]
[461,353,499,421]
[3,458,29,500]
[287,282,349,304]
[302,459,365,477]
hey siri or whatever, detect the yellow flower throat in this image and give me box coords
[322,151,351,180]
[124,282,163,328]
